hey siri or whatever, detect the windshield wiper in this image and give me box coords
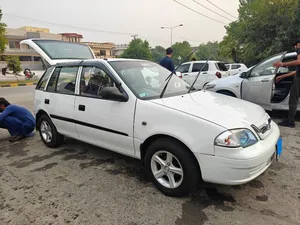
[187,58,210,94]
[160,49,198,98]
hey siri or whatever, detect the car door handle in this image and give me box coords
[183,74,188,76]
[44,99,50,104]
[202,72,208,74]
[261,79,270,82]
[78,105,85,111]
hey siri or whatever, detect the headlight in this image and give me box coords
[215,129,258,148]
[203,84,216,90]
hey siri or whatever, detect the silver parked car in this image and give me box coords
[204,52,297,111]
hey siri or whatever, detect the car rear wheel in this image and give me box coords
[144,138,201,197]
[38,114,64,148]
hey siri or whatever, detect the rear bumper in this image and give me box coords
[195,123,280,185]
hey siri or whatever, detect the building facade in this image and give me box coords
[112,44,128,57]
[83,42,116,59]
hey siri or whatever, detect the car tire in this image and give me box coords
[144,138,201,197]
[38,114,64,148]
[217,90,236,97]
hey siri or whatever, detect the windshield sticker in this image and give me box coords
[139,93,149,97]
[174,82,181,88]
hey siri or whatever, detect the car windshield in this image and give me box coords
[109,61,191,99]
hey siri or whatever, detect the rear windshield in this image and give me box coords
[215,63,228,71]
[33,40,94,60]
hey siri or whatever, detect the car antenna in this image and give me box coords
[187,57,211,94]
[160,48,198,99]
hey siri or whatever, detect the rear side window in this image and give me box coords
[176,64,190,73]
[231,65,241,70]
[192,63,209,72]
[215,63,228,71]
[46,66,79,94]
[36,67,54,90]
[225,65,230,70]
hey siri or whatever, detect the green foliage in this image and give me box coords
[6,56,22,74]
[196,41,230,62]
[220,0,298,66]
[0,9,7,54]
[121,38,152,60]
[171,41,192,64]
[151,46,165,63]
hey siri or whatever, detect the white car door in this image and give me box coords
[186,62,210,89]
[44,66,79,138]
[241,52,287,110]
[74,64,135,155]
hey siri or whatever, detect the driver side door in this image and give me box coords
[241,52,287,110]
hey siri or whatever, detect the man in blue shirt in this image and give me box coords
[160,47,175,72]
[0,98,35,142]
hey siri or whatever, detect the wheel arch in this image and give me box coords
[35,110,51,129]
[216,89,237,97]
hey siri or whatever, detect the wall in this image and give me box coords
[0,61,44,71]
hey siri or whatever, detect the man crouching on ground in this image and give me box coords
[0,97,35,142]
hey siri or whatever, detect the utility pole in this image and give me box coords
[131,34,138,40]
[161,24,183,47]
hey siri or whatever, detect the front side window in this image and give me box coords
[231,65,241,70]
[192,63,209,72]
[46,67,78,94]
[80,67,114,98]
[215,63,228,71]
[109,61,190,99]
[176,64,190,73]
[251,53,283,77]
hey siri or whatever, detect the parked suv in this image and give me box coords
[21,39,282,197]
[176,61,229,90]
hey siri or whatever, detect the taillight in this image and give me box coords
[216,71,221,79]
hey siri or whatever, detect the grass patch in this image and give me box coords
[0,79,38,85]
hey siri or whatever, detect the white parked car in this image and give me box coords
[21,39,282,197]
[176,61,229,90]
[226,63,248,76]
[204,52,297,111]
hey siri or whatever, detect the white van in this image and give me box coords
[21,39,282,197]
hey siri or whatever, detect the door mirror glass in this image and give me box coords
[240,72,247,78]
[101,87,128,102]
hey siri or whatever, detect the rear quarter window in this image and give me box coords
[215,63,228,71]
[36,67,54,90]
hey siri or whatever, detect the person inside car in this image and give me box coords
[0,98,35,142]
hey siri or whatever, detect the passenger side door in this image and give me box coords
[241,52,287,110]
[45,66,79,138]
[74,65,135,155]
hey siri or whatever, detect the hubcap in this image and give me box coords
[40,121,52,143]
[151,151,183,189]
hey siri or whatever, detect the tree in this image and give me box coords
[151,46,165,63]
[171,41,192,65]
[6,56,22,74]
[0,9,7,54]
[196,41,230,62]
[220,0,298,66]
[121,38,152,60]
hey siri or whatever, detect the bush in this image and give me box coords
[6,56,22,74]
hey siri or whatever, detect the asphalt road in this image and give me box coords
[0,86,300,225]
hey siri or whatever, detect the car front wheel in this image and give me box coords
[144,138,201,197]
[38,114,64,148]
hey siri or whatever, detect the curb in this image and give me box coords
[0,83,38,88]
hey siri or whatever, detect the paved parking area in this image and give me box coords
[0,86,300,225]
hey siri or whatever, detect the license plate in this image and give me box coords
[276,137,283,159]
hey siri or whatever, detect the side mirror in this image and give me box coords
[101,87,128,102]
[240,72,247,78]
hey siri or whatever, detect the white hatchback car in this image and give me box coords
[226,63,248,76]
[21,39,282,197]
[204,52,297,111]
[176,61,229,90]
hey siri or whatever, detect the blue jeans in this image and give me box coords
[0,116,35,137]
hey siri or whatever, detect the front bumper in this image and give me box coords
[195,123,280,185]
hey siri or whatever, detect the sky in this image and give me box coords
[0,0,240,47]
